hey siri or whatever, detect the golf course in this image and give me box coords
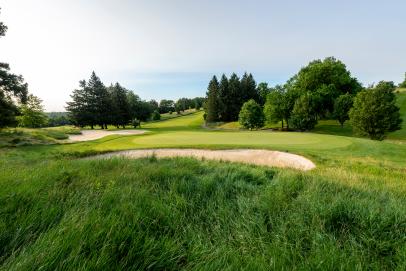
[2,2,406,269]
[1,98,406,270]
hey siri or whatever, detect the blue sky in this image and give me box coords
[1,0,405,111]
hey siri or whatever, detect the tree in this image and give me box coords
[290,57,362,117]
[109,83,131,128]
[159,99,175,114]
[333,93,353,127]
[127,91,153,122]
[349,81,402,140]
[66,80,92,128]
[66,72,110,129]
[264,88,284,128]
[192,97,205,109]
[227,73,242,121]
[205,76,220,122]
[399,73,406,88]
[17,94,48,128]
[218,74,229,121]
[240,72,259,104]
[152,110,161,120]
[291,93,318,131]
[0,11,29,128]
[238,99,265,130]
[87,72,111,129]
[148,99,159,111]
[257,82,270,105]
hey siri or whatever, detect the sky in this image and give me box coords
[1,0,405,111]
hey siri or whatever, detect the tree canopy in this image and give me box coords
[17,94,48,128]
[349,81,402,140]
[238,99,264,130]
[289,57,362,117]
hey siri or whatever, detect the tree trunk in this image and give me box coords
[91,124,94,129]
[281,119,284,129]
[286,119,289,130]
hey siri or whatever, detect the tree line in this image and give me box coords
[205,57,402,140]
[205,72,260,122]
[66,72,204,129]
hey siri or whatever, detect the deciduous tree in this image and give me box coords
[238,99,264,130]
[349,81,402,140]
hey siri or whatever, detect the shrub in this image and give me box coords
[238,99,265,130]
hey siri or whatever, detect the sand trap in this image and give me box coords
[68,130,147,142]
[93,149,316,171]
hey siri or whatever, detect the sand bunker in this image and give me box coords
[69,130,147,142]
[93,149,316,171]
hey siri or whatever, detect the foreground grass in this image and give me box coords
[0,155,405,270]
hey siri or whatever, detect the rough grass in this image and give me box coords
[0,126,81,147]
[0,155,405,270]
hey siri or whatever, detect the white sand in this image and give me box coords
[93,149,316,171]
[68,130,147,142]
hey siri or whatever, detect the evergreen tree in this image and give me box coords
[109,83,131,128]
[227,73,241,121]
[218,74,229,121]
[87,72,110,129]
[66,80,92,128]
[205,76,220,122]
[240,72,258,103]
[350,81,402,140]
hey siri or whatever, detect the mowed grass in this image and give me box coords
[1,103,406,269]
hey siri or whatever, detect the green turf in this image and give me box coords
[1,104,406,270]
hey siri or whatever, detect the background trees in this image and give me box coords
[333,93,353,127]
[158,100,175,114]
[238,99,264,130]
[205,76,220,122]
[289,57,362,118]
[290,93,318,131]
[205,72,259,122]
[17,94,47,128]
[349,81,402,140]
[109,83,131,128]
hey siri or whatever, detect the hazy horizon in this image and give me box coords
[1,0,405,111]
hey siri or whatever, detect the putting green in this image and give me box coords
[80,130,352,152]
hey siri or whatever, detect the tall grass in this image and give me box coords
[0,155,405,270]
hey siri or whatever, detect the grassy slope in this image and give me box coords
[0,126,80,147]
[1,109,406,270]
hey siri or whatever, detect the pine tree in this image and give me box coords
[227,73,241,121]
[205,75,220,122]
[87,72,111,129]
[66,80,92,128]
[109,83,131,128]
[218,74,229,121]
[240,72,258,103]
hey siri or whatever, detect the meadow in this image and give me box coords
[0,104,406,270]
